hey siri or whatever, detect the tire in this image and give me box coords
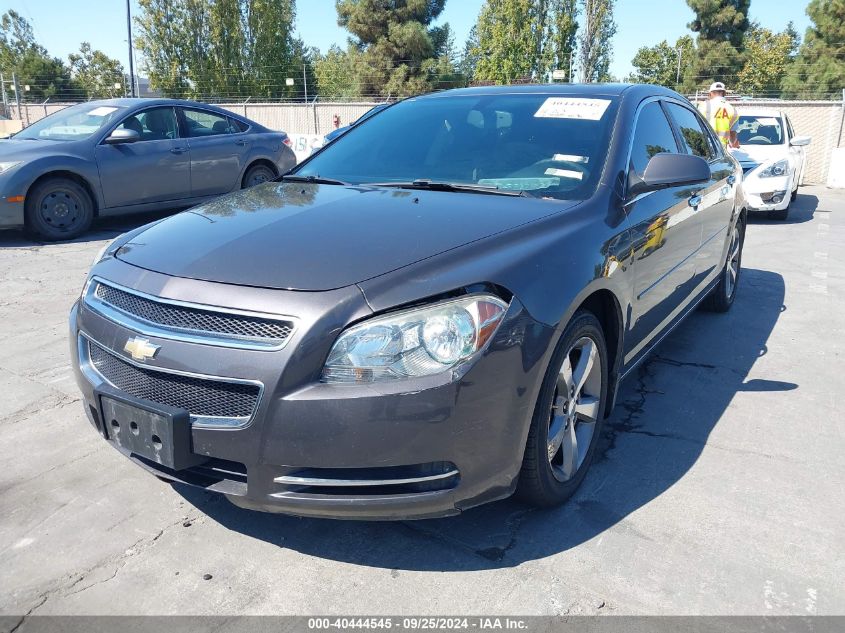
[25,177,94,241]
[703,218,745,312]
[516,310,608,507]
[242,163,276,189]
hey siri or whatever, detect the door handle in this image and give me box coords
[727,175,736,185]
[688,194,702,208]
[170,147,187,154]
[235,139,248,146]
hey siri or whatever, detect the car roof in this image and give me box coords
[417,83,682,101]
[735,107,784,118]
[78,97,249,118]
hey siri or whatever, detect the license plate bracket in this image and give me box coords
[98,390,206,471]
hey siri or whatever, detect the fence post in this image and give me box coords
[0,72,8,118]
[43,97,50,119]
[312,97,319,135]
[12,73,24,125]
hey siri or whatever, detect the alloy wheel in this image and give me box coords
[725,225,741,298]
[547,336,603,483]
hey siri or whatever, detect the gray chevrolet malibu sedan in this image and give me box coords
[70,84,745,519]
[0,98,296,241]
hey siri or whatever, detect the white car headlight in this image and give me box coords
[0,161,22,174]
[759,159,788,178]
[323,294,509,383]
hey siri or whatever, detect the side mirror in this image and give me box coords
[790,136,811,147]
[103,128,140,145]
[631,153,710,196]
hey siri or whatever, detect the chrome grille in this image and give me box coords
[87,339,260,419]
[93,281,293,345]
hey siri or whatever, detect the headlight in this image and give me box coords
[322,294,509,383]
[759,159,788,178]
[0,161,22,174]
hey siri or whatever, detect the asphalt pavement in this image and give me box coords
[0,186,843,617]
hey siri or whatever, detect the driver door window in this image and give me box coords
[117,107,179,141]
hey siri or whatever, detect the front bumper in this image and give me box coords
[70,259,552,519]
[0,197,24,228]
[741,173,791,211]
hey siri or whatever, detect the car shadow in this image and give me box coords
[174,266,788,572]
[0,209,177,248]
[746,192,818,225]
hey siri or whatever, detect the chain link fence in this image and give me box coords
[6,97,845,184]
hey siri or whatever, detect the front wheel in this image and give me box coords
[25,177,94,241]
[703,218,744,312]
[517,311,608,507]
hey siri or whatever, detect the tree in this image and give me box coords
[313,45,364,100]
[684,0,750,92]
[135,0,300,100]
[335,0,447,98]
[736,23,799,97]
[782,0,845,99]
[0,10,75,100]
[578,0,616,82]
[460,25,481,81]
[628,35,695,88]
[472,0,579,84]
[69,42,126,99]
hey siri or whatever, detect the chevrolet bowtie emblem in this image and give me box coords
[124,337,160,362]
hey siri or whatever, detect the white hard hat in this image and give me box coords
[709,81,726,93]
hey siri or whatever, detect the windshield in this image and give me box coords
[298,94,619,200]
[736,115,784,146]
[15,103,127,141]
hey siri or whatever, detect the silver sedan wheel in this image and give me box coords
[725,225,741,298]
[547,336,603,483]
[244,165,276,188]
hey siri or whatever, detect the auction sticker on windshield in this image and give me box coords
[87,106,118,117]
[534,98,611,120]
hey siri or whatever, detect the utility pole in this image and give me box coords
[676,46,683,87]
[126,0,136,97]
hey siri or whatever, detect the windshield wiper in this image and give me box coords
[279,174,349,186]
[364,179,533,197]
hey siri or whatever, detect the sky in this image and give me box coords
[3,0,813,81]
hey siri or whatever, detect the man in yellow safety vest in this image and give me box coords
[698,81,740,149]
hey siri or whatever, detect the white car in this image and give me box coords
[732,108,811,220]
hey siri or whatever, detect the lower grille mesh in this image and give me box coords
[88,340,259,419]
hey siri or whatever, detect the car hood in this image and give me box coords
[116,182,571,291]
[732,145,788,165]
[0,138,77,161]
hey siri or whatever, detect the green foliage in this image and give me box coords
[335,0,451,98]
[736,23,799,96]
[628,36,695,88]
[68,42,126,99]
[473,0,579,84]
[783,0,845,98]
[683,0,750,92]
[0,10,75,100]
[578,0,616,82]
[135,0,303,100]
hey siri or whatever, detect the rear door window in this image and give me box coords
[182,108,238,137]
